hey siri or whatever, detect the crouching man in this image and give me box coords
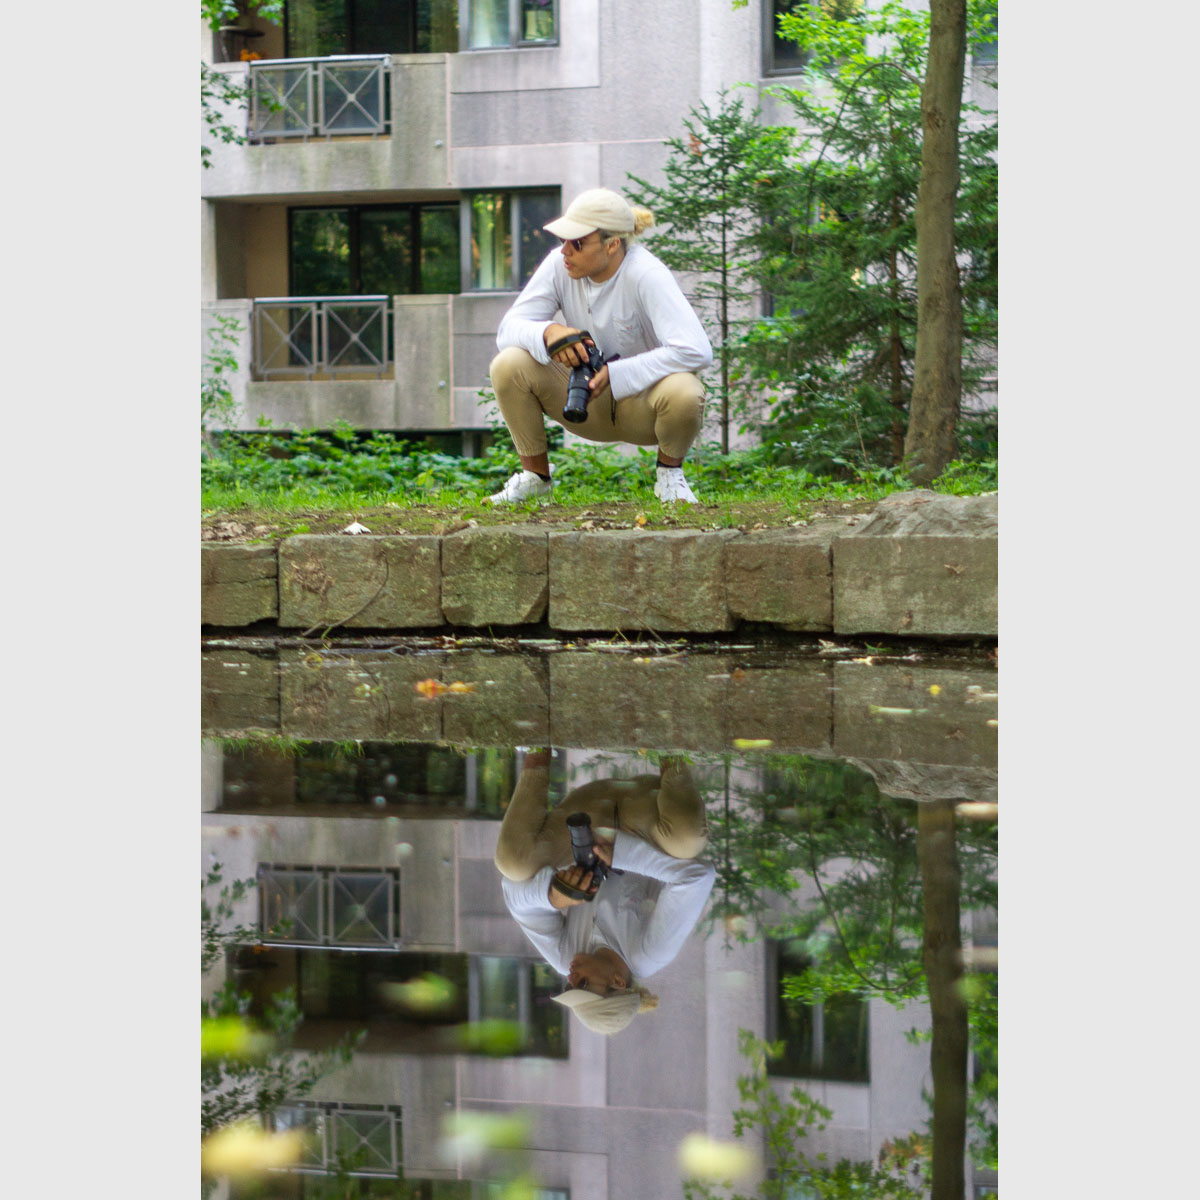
[487,188,712,505]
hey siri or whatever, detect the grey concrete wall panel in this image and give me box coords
[830,662,998,770]
[832,491,998,636]
[438,649,551,746]
[242,380,397,431]
[724,525,837,631]
[278,534,442,629]
[441,525,549,626]
[448,0,600,96]
[201,650,280,733]
[548,528,736,632]
[202,543,278,625]
[394,295,454,426]
[450,141,600,195]
[277,649,447,741]
[452,293,517,405]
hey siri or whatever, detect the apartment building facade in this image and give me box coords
[200,1,998,448]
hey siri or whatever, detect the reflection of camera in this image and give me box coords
[566,812,609,884]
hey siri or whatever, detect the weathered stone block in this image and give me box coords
[723,660,835,754]
[831,661,998,769]
[549,653,734,750]
[202,544,278,626]
[848,757,998,806]
[724,525,837,631]
[201,650,280,733]
[439,651,550,746]
[548,529,737,633]
[279,650,446,741]
[278,535,441,630]
[441,525,548,626]
[832,492,997,637]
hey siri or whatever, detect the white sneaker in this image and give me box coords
[486,467,554,504]
[654,465,698,504]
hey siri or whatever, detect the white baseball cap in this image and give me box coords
[544,188,635,240]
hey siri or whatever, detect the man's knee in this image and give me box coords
[489,346,536,392]
[656,374,705,423]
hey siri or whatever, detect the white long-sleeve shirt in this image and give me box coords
[495,244,713,401]
[499,832,716,981]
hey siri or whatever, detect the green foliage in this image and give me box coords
[202,426,994,512]
[742,0,997,468]
[201,863,361,1141]
[682,1030,924,1200]
[628,91,793,451]
[200,2,283,167]
[202,314,243,432]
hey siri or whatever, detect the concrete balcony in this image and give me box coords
[202,291,513,434]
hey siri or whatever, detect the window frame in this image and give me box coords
[461,187,561,292]
[463,0,559,50]
[762,0,812,77]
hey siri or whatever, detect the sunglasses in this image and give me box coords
[557,234,602,252]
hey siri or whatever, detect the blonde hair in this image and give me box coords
[601,205,655,249]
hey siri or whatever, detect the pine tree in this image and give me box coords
[627,91,791,453]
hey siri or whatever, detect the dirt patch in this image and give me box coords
[201,498,884,543]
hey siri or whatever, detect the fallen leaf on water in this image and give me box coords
[851,656,876,666]
[868,705,928,716]
[415,678,447,698]
[732,738,774,749]
[446,681,477,693]
[929,684,942,695]
[730,667,746,680]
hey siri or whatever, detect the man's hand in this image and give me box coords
[548,865,599,909]
[587,363,611,395]
[544,323,593,367]
[591,840,614,868]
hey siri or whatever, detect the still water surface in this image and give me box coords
[201,643,997,1199]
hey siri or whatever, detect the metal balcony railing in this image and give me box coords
[252,297,392,380]
[248,55,391,140]
[258,865,401,948]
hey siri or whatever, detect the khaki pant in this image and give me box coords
[493,760,708,882]
[489,346,705,460]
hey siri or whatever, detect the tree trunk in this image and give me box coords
[918,798,968,1200]
[905,0,966,486]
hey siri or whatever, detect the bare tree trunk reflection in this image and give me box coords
[918,797,968,1200]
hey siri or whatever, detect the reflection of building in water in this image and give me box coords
[204,742,997,1198]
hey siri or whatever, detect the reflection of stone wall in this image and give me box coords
[202,648,996,770]
[202,492,998,639]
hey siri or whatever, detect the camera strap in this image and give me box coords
[546,330,592,357]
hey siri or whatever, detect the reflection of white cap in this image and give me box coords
[551,987,658,1035]
[543,188,635,240]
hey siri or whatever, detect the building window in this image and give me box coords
[468,0,558,49]
[766,939,870,1083]
[290,204,461,298]
[259,865,402,948]
[973,9,997,64]
[469,956,569,1058]
[466,189,560,290]
[285,0,459,57]
[763,1,864,77]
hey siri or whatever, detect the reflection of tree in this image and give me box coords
[700,753,998,1190]
[201,864,359,1141]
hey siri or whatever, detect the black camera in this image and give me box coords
[566,812,610,884]
[563,339,608,424]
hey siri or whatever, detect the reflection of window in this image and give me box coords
[468,189,560,289]
[468,0,558,49]
[290,205,461,297]
[766,939,870,1082]
[285,0,459,56]
[469,956,569,1058]
[259,866,402,948]
[973,10,997,64]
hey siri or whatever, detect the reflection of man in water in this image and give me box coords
[494,750,715,1035]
